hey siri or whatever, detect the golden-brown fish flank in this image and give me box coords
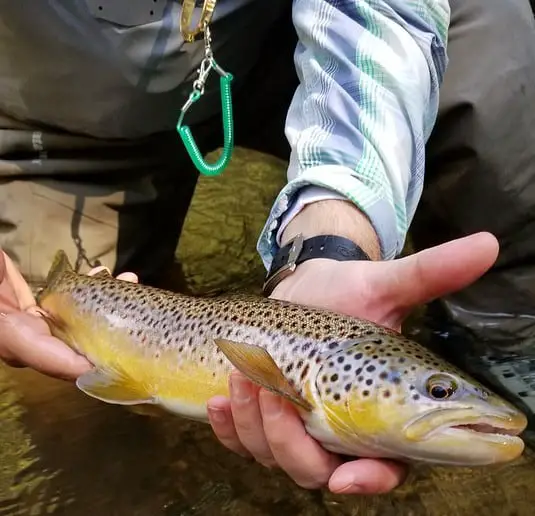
[36,250,528,467]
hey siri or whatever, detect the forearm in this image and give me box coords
[257,0,450,268]
[280,199,381,260]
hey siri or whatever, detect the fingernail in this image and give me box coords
[208,407,227,424]
[260,390,283,420]
[230,375,251,403]
[329,471,363,494]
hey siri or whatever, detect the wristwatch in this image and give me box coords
[263,233,372,296]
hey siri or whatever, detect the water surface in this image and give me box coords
[1,149,534,515]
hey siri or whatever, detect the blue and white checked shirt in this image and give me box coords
[257,0,451,268]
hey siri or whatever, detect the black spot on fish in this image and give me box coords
[344,383,351,392]
[383,390,391,398]
[344,364,351,372]
[331,374,338,382]
[366,379,373,386]
[333,393,341,401]
[413,394,420,400]
[362,390,370,397]
[366,365,376,373]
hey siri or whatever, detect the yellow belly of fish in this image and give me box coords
[41,294,231,419]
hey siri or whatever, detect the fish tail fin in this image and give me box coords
[46,250,74,286]
[36,250,75,304]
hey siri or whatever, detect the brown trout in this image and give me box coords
[36,251,527,466]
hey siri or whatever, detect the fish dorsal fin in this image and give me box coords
[46,250,74,286]
[91,268,112,279]
[214,338,313,411]
[76,367,154,406]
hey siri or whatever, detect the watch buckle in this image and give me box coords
[262,233,304,296]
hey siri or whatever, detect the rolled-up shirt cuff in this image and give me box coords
[257,164,401,271]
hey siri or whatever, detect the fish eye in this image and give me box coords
[425,373,458,401]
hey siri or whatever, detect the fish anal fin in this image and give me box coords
[76,368,154,406]
[214,338,313,411]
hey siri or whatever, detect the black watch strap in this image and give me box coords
[263,233,371,296]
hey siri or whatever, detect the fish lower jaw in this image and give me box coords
[432,426,526,465]
[445,424,525,449]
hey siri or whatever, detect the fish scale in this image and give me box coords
[35,250,529,467]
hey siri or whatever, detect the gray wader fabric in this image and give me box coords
[2,0,535,354]
[412,0,535,351]
[0,0,293,287]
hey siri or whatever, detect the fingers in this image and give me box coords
[0,312,92,381]
[377,232,499,319]
[208,376,405,494]
[328,458,408,495]
[207,395,252,459]
[116,272,138,283]
[258,389,342,488]
[209,373,277,467]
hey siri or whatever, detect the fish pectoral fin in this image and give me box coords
[76,368,154,406]
[214,338,313,411]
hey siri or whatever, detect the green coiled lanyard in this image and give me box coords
[177,0,234,177]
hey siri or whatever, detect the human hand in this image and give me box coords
[207,232,499,494]
[0,250,136,381]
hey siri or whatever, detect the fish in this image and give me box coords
[35,250,527,467]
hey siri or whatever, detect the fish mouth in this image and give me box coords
[402,409,528,465]
[406,409,528,443]
[449,421,523,437]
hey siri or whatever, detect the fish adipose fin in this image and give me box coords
[76,367,154,406]
[214,338,313,411]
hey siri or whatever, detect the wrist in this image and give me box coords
[280,200,381,260]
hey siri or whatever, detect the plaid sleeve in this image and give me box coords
[256,0,450,269]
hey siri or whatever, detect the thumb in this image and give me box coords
[378,232,499,317]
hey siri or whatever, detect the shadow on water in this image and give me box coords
[1,148,535,515]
